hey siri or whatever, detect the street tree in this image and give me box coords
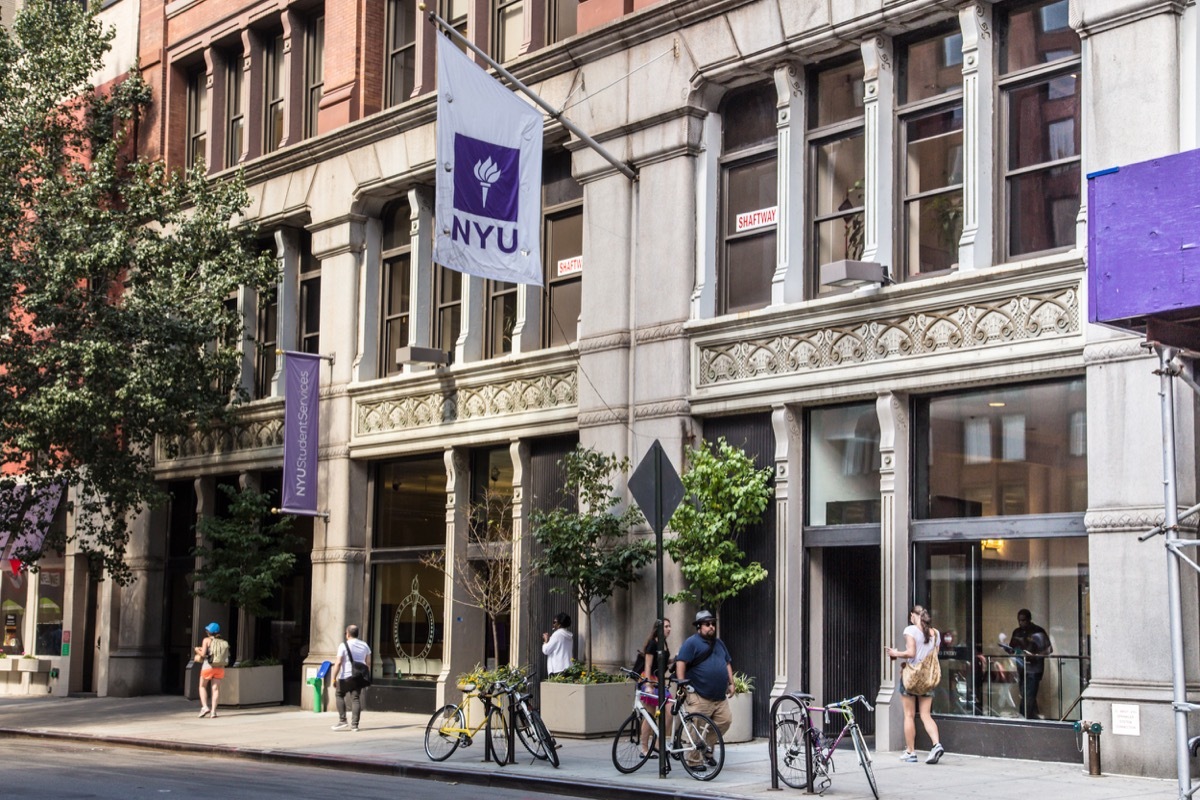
[0,0,279,583]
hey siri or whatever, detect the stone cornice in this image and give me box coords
[1075,1,1187,38]
[1085,506,1198,535]
[311,548,366,565]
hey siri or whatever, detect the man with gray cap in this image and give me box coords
[675,610,734,772]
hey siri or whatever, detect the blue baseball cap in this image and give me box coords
[205,622,220,635]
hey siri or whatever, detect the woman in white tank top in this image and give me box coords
[886,605,946,765]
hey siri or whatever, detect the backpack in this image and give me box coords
[632,650,645,675]
[208,637,231,668]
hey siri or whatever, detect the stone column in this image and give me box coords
[860,36,895,273]
[770,404,803,699]
[772,61,807,304]
[407,186,435,367]
[241,28,264,162]
[508,439,531,666]
[875,391,910,751]
[957,3,994,272]
[203,46,227,174]
[437,447,482,705]
[273,228,301,396]
[104,503,167,696]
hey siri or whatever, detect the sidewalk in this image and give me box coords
[0,695,1175,800]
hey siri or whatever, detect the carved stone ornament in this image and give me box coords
[357,371,577,435]
[158,417,284,463]
[698,287,1079,386]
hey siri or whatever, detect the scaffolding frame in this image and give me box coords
[1143,343,1200,799]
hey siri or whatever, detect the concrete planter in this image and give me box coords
[219,664,283,707]
[0,659,15,672]
[725,691,753,743]
[16,657,49,673]
[540,680,633,738]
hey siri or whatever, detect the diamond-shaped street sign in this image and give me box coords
[629,439,685,535]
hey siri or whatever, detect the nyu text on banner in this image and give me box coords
[282,351,321,516]
[434,34,543,286]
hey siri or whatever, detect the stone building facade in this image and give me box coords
[41,0,1200,778]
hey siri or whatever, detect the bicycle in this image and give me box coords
[611,667,726,781]
[774,694,877,799]
[496,672,560,767]
[423,679,510,765]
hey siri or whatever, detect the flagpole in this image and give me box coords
[423,6,639,182]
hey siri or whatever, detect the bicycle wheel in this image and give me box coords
[850,724,879,800]
[679,711,724,781]
[513,707,547,760]
[612,713,652,773]
[487,705,511,765]
[774,717,811,789]
[532,711,560,768]
[424,704,464,762]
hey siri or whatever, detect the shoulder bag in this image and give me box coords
[346,641,372,688]
[901,630,942,696]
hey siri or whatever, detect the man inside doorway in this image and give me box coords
[1002,609,1052,719]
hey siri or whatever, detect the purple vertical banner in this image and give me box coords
[281,351,321,516]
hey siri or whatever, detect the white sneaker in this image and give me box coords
[900,751,918,762]
[331,722,350,731]
[927,743,945,764]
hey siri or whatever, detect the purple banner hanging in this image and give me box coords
[281,351,321,516]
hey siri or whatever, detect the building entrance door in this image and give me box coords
[821,545,881,736]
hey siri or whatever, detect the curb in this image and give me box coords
[0,727,742,800]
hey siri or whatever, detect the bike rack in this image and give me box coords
[769,691,815,793]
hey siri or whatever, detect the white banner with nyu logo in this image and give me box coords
[434,34,543,286]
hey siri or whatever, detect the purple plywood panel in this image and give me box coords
[1088,148,1200,332]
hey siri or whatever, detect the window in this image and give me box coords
[185,65,207,169]
[470,447,514,666]
[371,456,448,683]
[381,200,412,376]
[485,280,517,358]
[1000,0,1081,258]
[254,283,278,399]
[304,16,324,140]
[225,50,245,168]
[808,60,866,296]
[299,231,321,355]
[806,403,881,525]
[263,31,285,153]
[493,0,523,62]
[915,379,1087,520]
[542,149,582,348]
[899,28,964,278]
[1,562,25,655]
[34,567,64,656]
[915,538,1089,721]
[434,267,463,362]
[386,0,416,106]
[440,0,468,41]
[547,0,577,43]
[718,85,777,315]
[218,294,241,396]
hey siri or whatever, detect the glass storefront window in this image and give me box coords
[1,563,26,655]
[915,537,1089,721]
[917,380,1087,518]
[807,403,881,525]
[371,561,444,682]
[35,567,64,656]
[374,456,447,548]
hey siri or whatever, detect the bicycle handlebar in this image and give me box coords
[827,694,874,713]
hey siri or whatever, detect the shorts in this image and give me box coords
[201,666,225,681]
[639,685,673,708]
[899,681,930,698]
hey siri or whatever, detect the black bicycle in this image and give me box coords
[497,672,560,767]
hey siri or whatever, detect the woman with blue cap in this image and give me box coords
[194,622,229,718]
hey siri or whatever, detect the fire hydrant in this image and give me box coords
[1073,720,1103,775]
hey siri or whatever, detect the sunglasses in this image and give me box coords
[699,621,715,627]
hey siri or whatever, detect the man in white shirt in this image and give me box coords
[331,624,371,732]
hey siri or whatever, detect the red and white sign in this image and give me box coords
[557,255,583,277]
[736,206,778,233]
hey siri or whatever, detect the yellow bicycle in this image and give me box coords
[423,680,510,765]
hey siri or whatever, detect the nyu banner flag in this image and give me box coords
[282,351,320,516]
[435,34,543,285]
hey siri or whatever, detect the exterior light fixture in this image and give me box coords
[396,346,450,366]
[818,259,894,289]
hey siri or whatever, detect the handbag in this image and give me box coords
[902,632,942,695]
[346,642,372,688]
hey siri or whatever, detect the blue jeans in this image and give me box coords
[1019,669,1043,718]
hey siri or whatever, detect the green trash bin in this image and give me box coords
[308,660,332,713]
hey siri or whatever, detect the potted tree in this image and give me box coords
[191,483,301,706]
[666,437,773,742]
[531,445,653,737]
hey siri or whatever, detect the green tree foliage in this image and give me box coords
[192,484,301,622]
[0,1,278,582]
[665,438,774,615]
[531,446,652,669]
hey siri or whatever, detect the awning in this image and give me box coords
[0,482,64,562]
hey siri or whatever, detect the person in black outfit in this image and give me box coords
[638,617,673,757]
[1002,609,1052,719]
